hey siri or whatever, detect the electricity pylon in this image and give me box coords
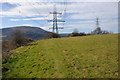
[48,5,65,34]
[96,17,99,28]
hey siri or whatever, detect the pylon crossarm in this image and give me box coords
[50,12,62,14]
[47,20,65,22]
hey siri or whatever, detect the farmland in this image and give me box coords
[3,34,119,78]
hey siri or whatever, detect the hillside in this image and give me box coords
[3,34,119,78]
[0,26,68,40]
[1,26,49,40]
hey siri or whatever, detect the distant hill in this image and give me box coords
[0,26,50,40]
[60,34,69,37]
[0,26,68,40]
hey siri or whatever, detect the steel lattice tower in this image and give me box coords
[96,17,99,28]
[48,5,65,34]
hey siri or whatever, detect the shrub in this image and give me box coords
[68,32,86,37]
[2,51,16,63]
[79,32,86,36]
[44,33,61,39]
[2,30,34,63]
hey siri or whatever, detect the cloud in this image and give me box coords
[64,18,118,33]
[1,1,118,33]
[10,17,48,21]
[40,26,50,30]
[1,2,52,17]
[0,15,3,18]
[67,2,118,19]
[10,19,20,21]
[1,1,118,19]
[20,24,33,26]
[9,16,62,21]
[23,17,47,20]
[0,0,119,3]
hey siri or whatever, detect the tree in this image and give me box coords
[68,29,79,37]
[91,27,111,35]
[68,32,79,37]
[11,29,26,47]
[91,27,102,34]
[2,29,34,64]
[44,32,61,39]
[102,30,111,34]
[79,32,86,36]
[73,28,79,33]
[68,29,87,37]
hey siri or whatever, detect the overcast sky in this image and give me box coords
[0,0,119,33]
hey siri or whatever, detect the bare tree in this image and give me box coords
[11,29,26,47]
[91,27,111,35]
[73,28,79,33]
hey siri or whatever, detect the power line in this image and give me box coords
[5,2,50,27]
[18,11,50,28]
[21,1,51,27]
[4,2,41,25]
[18,11,42,25]
[25,0,42,16]
[62,0,67,28]
[4,1,66,32]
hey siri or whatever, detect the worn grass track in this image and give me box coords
[3,34,119,78]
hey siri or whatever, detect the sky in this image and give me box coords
[0,0,119,33]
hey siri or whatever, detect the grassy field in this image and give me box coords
[3,34,119,78]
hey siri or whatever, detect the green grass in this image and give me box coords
[3,34,119,78]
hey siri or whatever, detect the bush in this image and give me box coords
[2,30,34,63]
[2,51,16,64]
[68,32,86,37]
[24,38,34,43]
[79,32,86,36]
[69,32,80,37]
[44,33,61,39]
[91,27,111,35]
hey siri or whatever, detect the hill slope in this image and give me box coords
[0,26,68,40]
[1,26,49,40]
[3,34,119,78]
